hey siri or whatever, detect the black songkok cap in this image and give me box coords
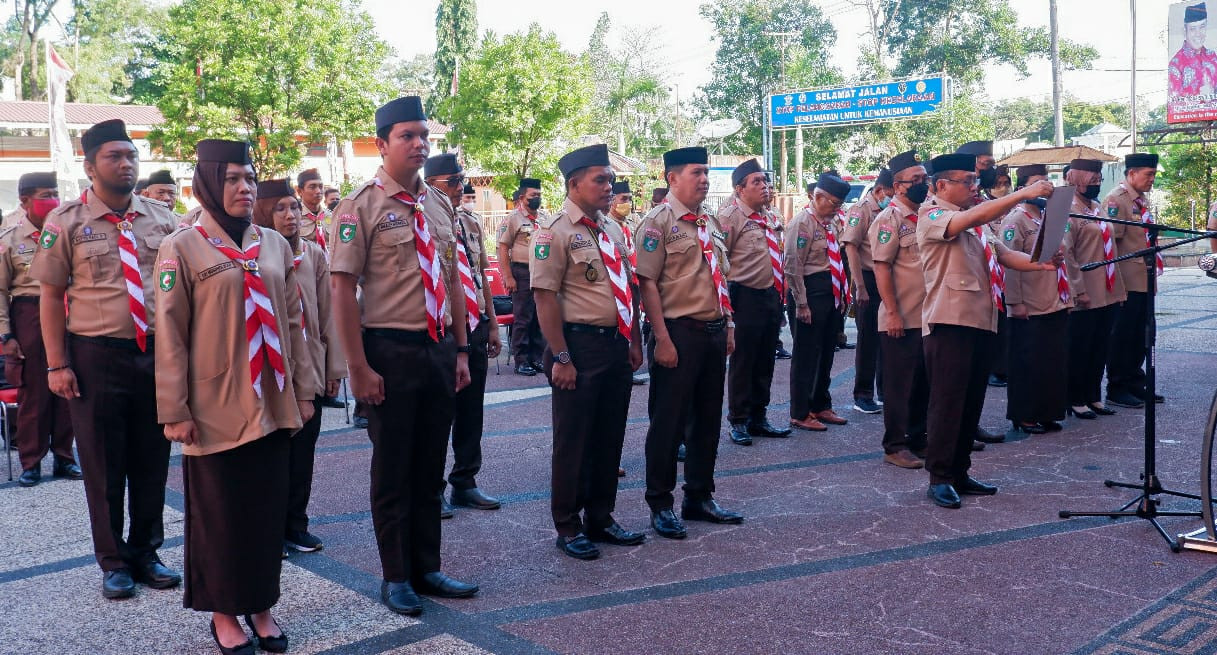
[375,96,427,132]
[558,144,610,179]
[1186,3,1207,23]
[816,173,850,200]
[731,158,763,187]
[1015,164,1048,180]
[196,139,253,164]
[611,180,631,195]
[147,169,176,186]
[876,168,894,188]
[1069,158,1103,173]
[256,178,294,200]
[134,179,148,193]
[81,119,132,153]
[423,153,462,178]
[18,172,56,195]
[662,147,708,169]
[296,168,322,187]
[888,149,922,176]
[995,164,1010,178]
[651,187,668,201]
[519,177,542,190]
[462,182,475,195]
[955,140,993,156]
[929,153,976,174]
[1125,153,1159,169]
[806,182,817,194]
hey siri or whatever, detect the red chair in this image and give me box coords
[484,259,514,374]
[0,387,17,480]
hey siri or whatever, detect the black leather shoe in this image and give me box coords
[774,346,792,359]
[242,615,287,653]
[353,416,369,429]
[1013,422,1046,435]
[439,495,454,519]
[530,360,545,372]
[52,460,83,479]
[729,424,753,446]
[381,580,423,615]
[1107,391,1144,408]
[17,467,40,487]
[987,374,1007,387]
[676,443,687,462]
[515,363,538,376]
[681,498,744,524]
[415,571,479,598]
[748,419,792,438]
[588,522,645,546]
[632,374,648,385]
[975,426,1006,443]
[651,509,687,539]
[1041,420,1063,432]
[839,341,855,350]
[1153,393,1165,404]
[451,487,501,510]
[927,483,962,508]
[971,440,986,451]
[211,620,256,655]
[1068,407,1098,420]
[132,557,181,589]
[102,568,136,599]
[955,476,998,495]
[320,395,346,408]
[1088,403,1117,416]
[555,534,600,560]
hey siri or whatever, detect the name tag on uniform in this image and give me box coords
[570,234,594,251]
[665,230,689,245]
[72,232,108,245]
[898,224,915,238]
[377,217,409,232]
[198,260,236,280]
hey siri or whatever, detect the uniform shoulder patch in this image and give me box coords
[928,208,945,221]
[337,213,358,242]
[158,258,178,291]
[1003,227,1015,241]
[641,226,661,252]
[39,222,61,249]
[877,229,892,244]
[847,213,861,226]
[1107,205,1118,218]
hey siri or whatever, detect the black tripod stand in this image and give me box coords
[1057,215,1217,552]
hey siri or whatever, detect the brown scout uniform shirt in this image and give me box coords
[869,199,925,331]
[30,190,177,338]
[456,207,492,316]
[1066,197,1127,310]
[999,205,1074,316]
[1100,184,1155,294]
[916,196,1014,334]
[299,204,330,243]
[329,166,459,331]
[0,217,43,334]
[841,192,881,271]
[498,207,542,265]
[154,211,316,456]
[634,195,730,322]
[529,198,632,327]
[719,198,778,290]
[782,207,835,308]
[295,238,346,395]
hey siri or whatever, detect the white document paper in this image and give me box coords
[1032,185,1074,263]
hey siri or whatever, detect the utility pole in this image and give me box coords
[1050,0,1064,146]
[764,30,798,193]
[1130,0,1138,150]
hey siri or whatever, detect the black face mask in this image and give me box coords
[526,197,542,212]
[1082,184,1101,201]
[327,199,339,211]
[1027,197,1047,210]
[906,181,930,205]
[978,167,998,190]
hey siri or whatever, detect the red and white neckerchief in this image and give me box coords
[1086,204,1116,292]
[304,208,327,252]
[823,220,849,309]
[195,225,285,397]
[453,221,480,332]
[748,212,784,297]
[579,217,633,340]
[101,211,149,352]
[1128,189,1164,276]
[292,248,307,340]
[620,222,637,269]
[678,213,733,315]
[973,225,1005,311]
[383,185,447,341]
[1023,207,1070,303]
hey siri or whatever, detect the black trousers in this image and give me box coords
[788,274,837,420]
[726,283,782,425]
[286,396,323,534]
[547,327,632,536]
[853,270,881,401]
[448,320,490,490]
[990,310,1009,378]
[11,298,74,471]
[880,329,928,454]
[1006,310,1069,424]
[509,262,546,365]
[923,325,993,485]
[68,334,169,572]
[1068,304,1117,407]
[1107,291,1148,397]
[364,331,455,583]
[645,319,726,511]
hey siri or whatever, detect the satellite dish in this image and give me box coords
[697,118,743,140]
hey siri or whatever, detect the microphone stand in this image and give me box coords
[1057,213,1217,552]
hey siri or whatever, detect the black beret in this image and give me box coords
[876,168,893,188]
[955,140,993,156]
[1186,3,1207,23]
[888,149,923,176]
[196,139,253,164]
[519,177,542,190]
[816,173,850,201]
[147,169,176,186]
[994,164,1010,178]
[930,153,976,174]
[423,153,462,178]
[134,179,149,193]
[296,168,322,187]
[731,158,763,187]
[558,144,610,179]
[256,178,294,200]
[1125,153,1159,169]
[651,187,668,200]
[462,183,475,195]
[1015,164,1048,180]
[663,147,708,168]
[806,182,817,194]
[375,96,427,132]
[17,172,56,194]
[81,119,132,153]
[611,180,631,195]
[1069,158,1103,173]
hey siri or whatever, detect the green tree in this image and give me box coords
[1155,143,1217,229]
[63,0,168,102]
[2,1,58,100]
[388,52,434,99]
[149,0,392,176]
[440,24,592,200]
[431,0,476,113]
[583,14,675,159]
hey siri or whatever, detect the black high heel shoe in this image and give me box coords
[1013,421,1046,435]
[1067,407,1098,420]
[243,614,288,653]
[1087,403,1117,416]
[210,620,255,655]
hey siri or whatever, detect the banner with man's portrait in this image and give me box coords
[1168,1,1217,123]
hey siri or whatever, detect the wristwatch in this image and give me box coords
[456,344,472,354]
[555,351,572,365]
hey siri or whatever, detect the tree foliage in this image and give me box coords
[583,13,675,159]
[431,0,477,115]
[388,52,435,99]
[1154,143,1217,229]
[64,0,167,103]
[991,96,1129,143]
[2,0,57,100]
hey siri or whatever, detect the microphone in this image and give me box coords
[1201,254,1216,279]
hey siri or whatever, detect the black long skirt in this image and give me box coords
[1006,310,1069,424]
[183,429,291,614]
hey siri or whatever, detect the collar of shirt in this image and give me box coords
[561,198,598,227]
[374,165,423,200]
[664,194,700,220]
[930,196,963,212]
[83,187,148,221]
[197,208,258,250]
[894,196,920,215]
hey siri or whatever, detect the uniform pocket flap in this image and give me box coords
[945,275,981,292]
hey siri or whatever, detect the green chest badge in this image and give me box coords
[1003,227,1015,242]
[877,229,892,244]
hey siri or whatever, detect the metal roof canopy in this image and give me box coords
[997,144,1118,167]
[1121,123,1217,147]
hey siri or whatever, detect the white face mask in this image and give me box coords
[461,201,476,212]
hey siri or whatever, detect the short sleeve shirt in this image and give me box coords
[841,193,881,270]
[916,196,1011,334]
[529,198,632,327]
[869,201,924,330]
[998,205,1072,316]
[1100,184,1154,294]
[497,208,541,264]
[719,199,778,290]
[633,195,728,321]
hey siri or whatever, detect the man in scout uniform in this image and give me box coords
[329,96,477,616]
[841,168,892,415]
[869,152,930,469]
[608,179,647,387]
[32,119,181,598]
[1103,152,1164,409]
[498,178,547,375]
[296,168,330,251]
[325,187,341,212]
[917,153,1059,509]
[784,173,852,433]
[141,169,179,210]
[1,172,79,486]
[719,158,791,446]
[423,154,502,514]
[635,146,743,539]
[530,144,645,560]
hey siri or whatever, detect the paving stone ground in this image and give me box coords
[1,268,1215,654]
